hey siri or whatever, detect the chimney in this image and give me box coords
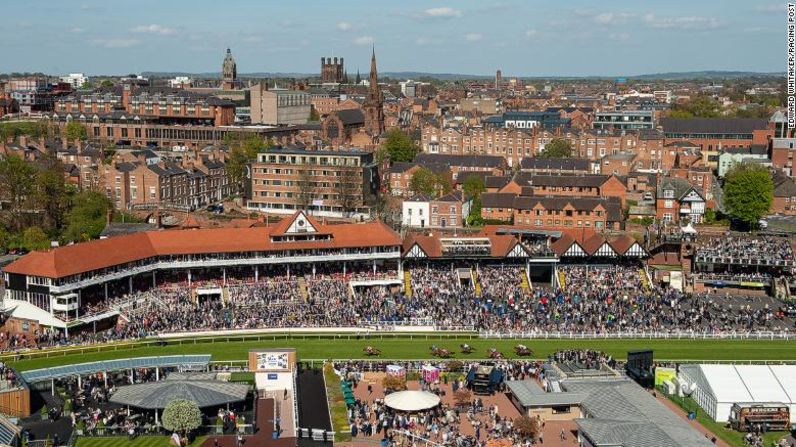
[19,135,27,147]
[61,137,68,150]
[74,139,82,153]
[38,136,46,148]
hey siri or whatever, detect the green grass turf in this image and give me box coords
[8,337,796,372]
[75,435,207,447]
[323,363,352,443]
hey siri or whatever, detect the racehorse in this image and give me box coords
[487,348,504,359]
[363,346,382,356]
[514,344,533,356]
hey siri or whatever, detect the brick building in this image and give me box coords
[513,172,627,205]
[656,176,706,223]
[98,149,231,211]
[247,147,378,217]
[772,170,796,215]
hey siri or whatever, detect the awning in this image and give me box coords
[384,390,440,412]
[109,380,249,409]
[20,355,211,383]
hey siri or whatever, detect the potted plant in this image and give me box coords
[75,420,86,436]
[215,416,224,434]
[40,405,49,421]
[96,419,105,436]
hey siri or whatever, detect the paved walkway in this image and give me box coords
[345,373,578,447]
[200,397,295,447]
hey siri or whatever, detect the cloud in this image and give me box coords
[421,7,462,19]
[755,3,786,13]
[352,35,374,45]
[130,24,176,35]
[643,14,720,30]
[465,33,482,42]
[593,12,636,25]
[69,27,84,33]
[337,21,352,31]
[525,29,538,38]
[92,38,140,48]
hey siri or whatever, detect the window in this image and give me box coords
[664,200,673,208]
[663,189,674,198]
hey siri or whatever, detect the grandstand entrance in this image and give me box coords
[195,286,223,304]
[456,268,473,287]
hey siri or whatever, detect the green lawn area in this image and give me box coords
[75,435,207,447]
[8,336,796,372]
[662,391,788,447]
[323,363,352,443]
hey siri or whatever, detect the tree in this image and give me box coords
[669,95,722,118]
[296,168,318,211]
[467,196,484,227]
[162,399,202,434]
[226,135,271,193]
[99,79,114,88]
[22,226,49,251]
[513,415,541,440]
[539,138,572,158]
[409,167,437,196]
[723,162,773,227]
[309,105,320,121]
[382,374,406,392]
[0,155,38,231]
[383,129,419,163]
[462,174,486,200]
[64,121,88,141]
[35,154,68,231]
[63,191,110,242]
[335,167,361,216]
[453,389,472,408]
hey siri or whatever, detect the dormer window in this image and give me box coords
[663,189,674,198]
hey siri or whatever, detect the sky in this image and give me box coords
[0,0,787,77]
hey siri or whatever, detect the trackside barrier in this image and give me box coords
[478,330,796,340]
[2,327,794,364]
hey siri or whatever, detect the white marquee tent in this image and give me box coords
[679,364,796,422]
[384,390,441,412]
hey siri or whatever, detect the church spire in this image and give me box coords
[369,46,378,88]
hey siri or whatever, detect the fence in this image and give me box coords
[478,330,796,340]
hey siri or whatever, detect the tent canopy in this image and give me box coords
[109,380,249,410]
[384,390,440,412]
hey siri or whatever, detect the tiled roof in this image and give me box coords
[414,153,506,169]
[520,157,590,171]
[481,192,516,209]
[661,118,769,135]
[4,214,400,279]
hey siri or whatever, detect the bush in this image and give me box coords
[629,217,654,226]
[162,399,202,434]
[382,374,407,392]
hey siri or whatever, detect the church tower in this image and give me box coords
[363,47,385,137]
[221,48,237,90]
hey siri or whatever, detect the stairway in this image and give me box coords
[520,270,531,292]
[403,270,412,296]
[557,269,567,291]
[297,277,309,301]
[473,269,482,297]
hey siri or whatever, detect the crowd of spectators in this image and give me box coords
[3,263,795,353]
[696,235,794,264]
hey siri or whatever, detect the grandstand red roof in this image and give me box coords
[401,231,522,258]
[4,213,400,279]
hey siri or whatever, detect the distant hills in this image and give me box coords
[139,70,784,81]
